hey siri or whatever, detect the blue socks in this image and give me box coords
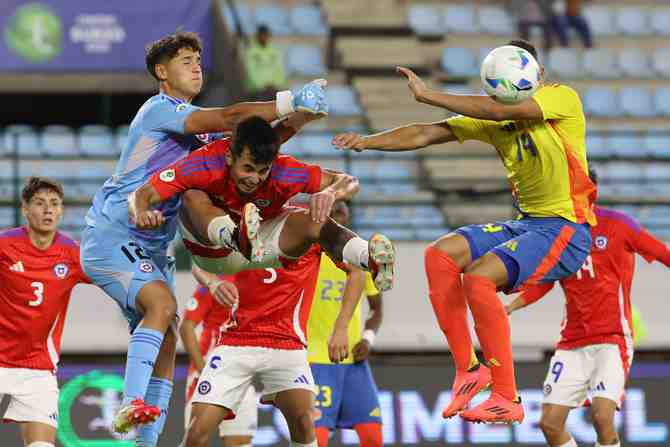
[122,327,164,406]
[136,377,173,447]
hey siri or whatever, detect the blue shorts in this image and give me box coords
[456,217,592,292]
[80,226,176,331]
[310,361,382,430]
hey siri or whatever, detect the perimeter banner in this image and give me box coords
[0,1,212,71]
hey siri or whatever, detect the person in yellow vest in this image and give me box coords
[307,201,384,447]
[244,24,287,101]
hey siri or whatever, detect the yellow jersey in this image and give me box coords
[307,253,379,364]
[447,84,597,226]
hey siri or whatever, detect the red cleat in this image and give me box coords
[460,392,525,424]
[442,364,492,419]
[112,398,161,433]
[237,202,263,262]
[367,233,396,291]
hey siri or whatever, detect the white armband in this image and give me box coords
[362,329,376,346]
[276,90,295,117]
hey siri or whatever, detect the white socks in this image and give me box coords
[342,237,369,270]
[207,215,237,248]
[290,442,317,447]
[27,443,55,447]
[595,442,620,447]
[557,438,577,447]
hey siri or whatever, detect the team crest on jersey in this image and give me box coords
[595,236,608,250]
[186,297,198,311]
[53,263,69,279]
[139,261,154,273]
[196,133,210,143]
[159,169,175,182]
[175,103,188,112]
[255,199,271,207]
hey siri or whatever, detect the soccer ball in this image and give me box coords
[480,46,541,105]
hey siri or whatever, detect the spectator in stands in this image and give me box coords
[244,24,287,101]
[508,0,556,50]
[553,0,593,48]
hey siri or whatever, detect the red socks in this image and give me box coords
[316,427,330,447]
[355,422,383,447]
[424,245,476,371]
[463,273,517,401]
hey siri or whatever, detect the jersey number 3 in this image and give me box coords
[29,281,44,307]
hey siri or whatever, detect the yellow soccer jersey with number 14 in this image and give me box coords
[307,253,379,365]
[447,84,597,226]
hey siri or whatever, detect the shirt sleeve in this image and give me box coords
[184,287,213,325]
[627,226,670,267]
[149,146,222,200]
[273,156,322,195]
[142,99,199,134]
[532,85,581,121]
[364,272,379,296]
[446,116,495,145]
[519,282,554,306]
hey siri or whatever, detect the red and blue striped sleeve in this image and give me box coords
[271,155,322,194]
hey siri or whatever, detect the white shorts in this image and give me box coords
[192,346,316,415]
[0,367,59,428]
[186,382,258,437]
[182,208,302,275]
[542,344,628,408]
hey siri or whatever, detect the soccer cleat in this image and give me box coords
[367,233,396,292]
[112,399,161,434]
[238,202,264,262]
[442,364,492,419]
[460,392,525,424]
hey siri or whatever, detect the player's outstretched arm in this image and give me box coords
[191,264,239,307]
[273,110,324,145]
[179,318,206,373]
[333,120,457,153]
[328,266,367,363]
[309,170,360,223]
[397,66,543,122]
[505,282,554,315]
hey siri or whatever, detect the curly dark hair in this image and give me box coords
[145,31,202,81]
[231,116,279,165]
[21,176,64,203]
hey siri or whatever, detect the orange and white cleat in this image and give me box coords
[238,202,263,262]
[442,364,492,419]
[367,233,396,291]
[460,392,525,424]
[112,398,161,434]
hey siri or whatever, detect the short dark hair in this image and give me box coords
[257,24,270,35]
[145,31,202,81]
[507,39,538,61]
[589,167,598,185]
[231,116,279,165]
[21,176,64,204]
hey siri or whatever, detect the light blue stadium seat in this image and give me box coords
[619,87,655,117]
[41,125,77,157]
[408,5,444,36]
[297,134,333,157]
[416,227,449,241]
[326,86,362,116]
[643,130,670,158]
[290,5,327,36]
[651,8,670,36]
[607,127,644,158]
[380,182,418,195]
[645,164,670,182]
[350,164,375,181]
[583,88,620,117]
[583,49,619,79]
[440,47,478,77]
[477,47,495,65]
[444,4,477,33]
[375,162,412,181]
[79,125,115,157]
[77,166,111,198]
[412,206,445,226]
[380,228,416,241]
[583,6,615,36]
[548,48,581,79]
[654,87,670,116]
[221,4,255,35]
[606,162,643,181]
[279,134,305,157]
[286,46,326,76]
[5,125,40,156]
[115,125,130,154]
[255,5,292,35]
[616,7,650,36]
[652,49,670,78]
[0,206,17,229]
[618,49,651,79]
[478,6,514,35]
[586,133,609,157]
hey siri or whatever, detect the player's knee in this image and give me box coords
[291,410,315,439]
[538,413,565,439]
[184,424,210,447]
[591,407,616,439]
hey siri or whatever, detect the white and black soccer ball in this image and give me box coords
[480,45,541,104]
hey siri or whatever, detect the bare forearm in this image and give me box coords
[418,91,503,121]
[325,173,360,201]
[364,295,383,332]
[506,296,527,315]
[180,322,205,370]
[334,270,366,331]
[361,125,433,151]
[129,184,161,219]
[192,264,218,289]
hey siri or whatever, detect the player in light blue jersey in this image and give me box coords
[79,31,327,446]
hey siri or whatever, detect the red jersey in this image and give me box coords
[520,206,670,370]
[0,227,89,371]
[149,138,322,222]
[217,244,324,350]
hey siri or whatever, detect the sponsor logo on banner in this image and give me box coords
[70,13,125,53]
[5,4,63,62]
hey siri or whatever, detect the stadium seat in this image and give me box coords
[407,5,444,37]
[547,48,581,79]
[440,47,478,77]
[286,46,326,76]
[582,49,619,79]
[477,47,495,65]
[79,125,115,157]
[290,5,327,36]
[619,87,655,117]
[350,163,375,182]
[644,164,670,182]
[643,129,670,159]
[4,125,40,156]
[654,88,670,116]
[607,126,644,158]
[326,86,363,116]
[618,49,651,79]
[77,166,110,198]
[478,6,514,35]
[375,161,412,181]
[0,207,16,228]
[444,4,477,33]
[586,134,609,158]
[296,134,334,157]
[583,87,620,117]
[254,5,292,35]
[375,227,416,241]
[221,4,255,35]
[606,162,643,181]
[650,8,670,36]
[412,206,445,226]
[652,48,670,78]
[41,125,77,157]
[583,5,615,36]
[616,7,650,36]
[380,182,418,195]
[115,125,130,154]
[416,227,449,241]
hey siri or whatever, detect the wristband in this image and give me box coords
[362,329,376,346]
[276,90,295,117]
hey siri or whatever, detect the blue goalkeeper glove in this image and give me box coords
[276,79,328,117]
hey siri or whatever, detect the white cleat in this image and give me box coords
[367,233,396,291]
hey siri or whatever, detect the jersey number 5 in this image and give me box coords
[575,255,595,280]
[29,281,44,307]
